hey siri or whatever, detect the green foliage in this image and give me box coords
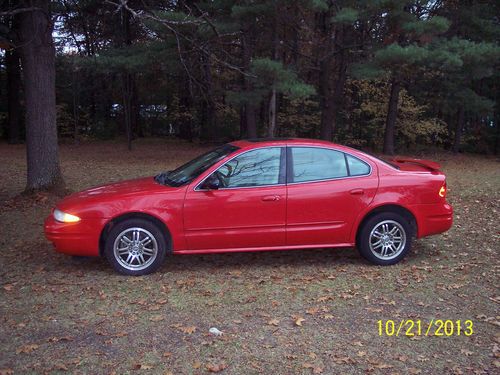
[308,0,329,12]
[277,97,321,137]
[331,8,359,24]
[250,58,316,99]
[402,16,450,35]
[231,3,271,18]
[374,43,429,67]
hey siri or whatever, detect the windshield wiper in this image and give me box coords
[154,171,173,186]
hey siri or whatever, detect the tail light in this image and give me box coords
[439,182,447,198]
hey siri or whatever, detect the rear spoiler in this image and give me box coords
[392,157,441,171]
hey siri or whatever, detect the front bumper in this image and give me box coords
[411,202,453,238]
[44,215,106,256]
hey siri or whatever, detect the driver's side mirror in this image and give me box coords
[200,174,220,190]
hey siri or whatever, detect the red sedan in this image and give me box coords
[45,138,453,275]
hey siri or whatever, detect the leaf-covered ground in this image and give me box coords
[0,139,499,374]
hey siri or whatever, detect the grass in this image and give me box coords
[0,138,499,374]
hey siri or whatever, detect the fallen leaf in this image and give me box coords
[16,344,39,354]
[206,362,228,372]
[302,363,323,374]
[179,326,196,334]
[133,364,153,370]
[306,307,319,315]
[3,284,13,292]
[149,315,164,322]
[54,363,68,371]
[460,349,473,356]
[373,362,393,369]
[193,361,202,369]
[268,318,280,326]
[295,317,305,326]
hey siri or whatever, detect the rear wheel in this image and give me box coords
[358,212,413,265]
[104,218,168,275]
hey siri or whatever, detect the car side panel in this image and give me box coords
[348,169,451,242]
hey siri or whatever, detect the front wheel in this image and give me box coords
[104,218,168,275]
[357,212,413,265]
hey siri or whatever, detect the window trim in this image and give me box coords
[286,146,372,185]
[194,146,286,191]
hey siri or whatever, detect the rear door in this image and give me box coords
[184,147,287,250]
[286,147,378,246]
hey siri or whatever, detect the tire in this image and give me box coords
[357,212,413,266]
[104,218,168,276]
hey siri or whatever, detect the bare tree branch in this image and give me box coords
[105,0,252,77]
[0,7,42,18]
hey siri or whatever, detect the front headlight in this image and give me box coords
[54,209,81,223]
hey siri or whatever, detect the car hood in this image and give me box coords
[56,177,178,217]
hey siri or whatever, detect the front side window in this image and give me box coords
[290,147,348,183]
[214,147,282,188]
[157,144,239,187]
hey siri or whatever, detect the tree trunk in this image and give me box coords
[246,104,257,138]
[19,1,64,192]
[242,29,257,138]
[120,6,135,149]
[268,89,277,138]
[122,72,133,151]
[178,78,193,141]
[267,12,279,138]
[319,61,335,141]
[383,78,401,155]
[453,106,464,154]
[239,105,246,138]
[6,48,22,144]
[203,51,217,141]
[319,16,339,141]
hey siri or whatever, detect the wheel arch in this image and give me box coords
[354,204,417,246]
[99,212,172,257]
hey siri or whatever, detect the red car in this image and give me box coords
[45,138,453,275]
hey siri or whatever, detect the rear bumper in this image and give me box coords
[44,215,105,256]
[411,202,453,238]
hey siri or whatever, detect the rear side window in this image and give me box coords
[290,147,348,183]
[346,154,370,176]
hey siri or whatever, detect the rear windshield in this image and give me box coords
[345,146,400,169]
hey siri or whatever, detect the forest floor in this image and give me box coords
[0,138,499,375]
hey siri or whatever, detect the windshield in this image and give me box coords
[155,144,239,187]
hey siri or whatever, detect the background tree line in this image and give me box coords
[0,0,499,191]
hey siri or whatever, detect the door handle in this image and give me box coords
[261,195,281,201]
[349,189,364,195]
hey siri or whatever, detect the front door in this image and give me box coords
[184,147,286,250]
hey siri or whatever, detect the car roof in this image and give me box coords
[230,138,342,150]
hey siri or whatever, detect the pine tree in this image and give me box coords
[353,1,451,154]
